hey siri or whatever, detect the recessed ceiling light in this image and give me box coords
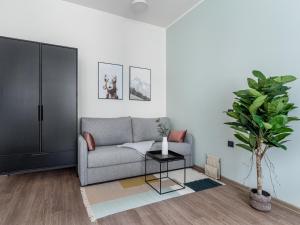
[131,0,149,13]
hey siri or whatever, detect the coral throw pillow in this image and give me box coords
[83,132,96,151]
[168,130,187,143]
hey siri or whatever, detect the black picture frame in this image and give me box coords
[98,61,123,100]
[129,66,151,101]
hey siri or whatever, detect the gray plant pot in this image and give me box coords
[249,188,272,212]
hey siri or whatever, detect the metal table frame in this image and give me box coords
[145,150,186,195]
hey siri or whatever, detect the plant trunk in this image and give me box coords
[256,153,263,195]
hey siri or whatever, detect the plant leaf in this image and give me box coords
[226,111,239,119]
[252,70,266,80]
[274,75,297,84]
[279,140,290,145]
[230,126,248,134]
[270,115,288,129]
[239,114,249,126]
[236,143,253,152]
[234,132,249,145]
[263,122,272,130]
[266,138,287,150]
[249,134,257,148]
[267,96,288,115]
[224,122,242,126]
[248,88,262,97]
[288,116,300,122]
[247,78,258,89]
[274,133,291,142]
[252,115,264,128]
[234,90,250,98]
[272,127,293,134]
[249,95,267,114]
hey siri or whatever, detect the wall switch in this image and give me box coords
[228,141,234,148]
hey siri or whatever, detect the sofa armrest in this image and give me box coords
[185,133,193,166]
[78,135,88,186]
[185,133,193,146]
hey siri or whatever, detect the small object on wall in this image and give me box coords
[205,154,221,180]
[129,66,151,101]
[228,140,234,148]
[98,62,123,100]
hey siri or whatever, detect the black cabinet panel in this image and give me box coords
[0,151,76,174]
[0,37,40,155]
[42,45,77,154]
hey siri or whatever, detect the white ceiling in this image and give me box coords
[63,0,204,27]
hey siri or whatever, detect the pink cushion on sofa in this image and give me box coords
[83,132,96,151]
[168,130,187,143]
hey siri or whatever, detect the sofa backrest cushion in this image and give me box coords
[132,117,170,142]
[81,117,132,146]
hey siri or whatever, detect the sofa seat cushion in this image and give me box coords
[150,142,192,156]
[81,117,132,146]
[88,146,144,168]
[132,117,170,142]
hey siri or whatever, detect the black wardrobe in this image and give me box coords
[0,36,77,174]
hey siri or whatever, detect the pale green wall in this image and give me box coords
[167,0,300,207]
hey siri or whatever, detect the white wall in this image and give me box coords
[0,0,166,118]
[167,0,300,207]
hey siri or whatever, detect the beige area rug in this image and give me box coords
[80,168,224,222]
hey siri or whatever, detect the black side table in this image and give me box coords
[145,150,186,195]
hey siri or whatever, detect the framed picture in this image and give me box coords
[129,66,151,101]
[98,62,123,100]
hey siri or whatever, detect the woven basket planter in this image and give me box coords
[249,188,272,212]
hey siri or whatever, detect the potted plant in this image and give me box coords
[225,70,298,211]
[156,118,170,155]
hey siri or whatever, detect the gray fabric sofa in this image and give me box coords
[78,117,193,186]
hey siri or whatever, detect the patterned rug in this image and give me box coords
[80,168,224,222]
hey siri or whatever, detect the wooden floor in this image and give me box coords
[0,168,299,225]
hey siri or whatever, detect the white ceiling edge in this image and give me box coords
[166,0,206,29]
[62,0,166,30]
[63,0,206,29]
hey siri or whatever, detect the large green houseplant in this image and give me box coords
[225,70,298,211]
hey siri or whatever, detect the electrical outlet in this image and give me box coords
[228,141,234,148]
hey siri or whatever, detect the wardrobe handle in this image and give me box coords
[41,105,43,121]
[38,105,41,121]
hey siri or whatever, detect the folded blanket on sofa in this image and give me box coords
[117,141,155,156]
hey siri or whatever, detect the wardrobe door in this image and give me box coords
[41,44,77,155]
[0,37,40,157]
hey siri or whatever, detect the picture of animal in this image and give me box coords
[103,74,118,99]
[98,62,123,100]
